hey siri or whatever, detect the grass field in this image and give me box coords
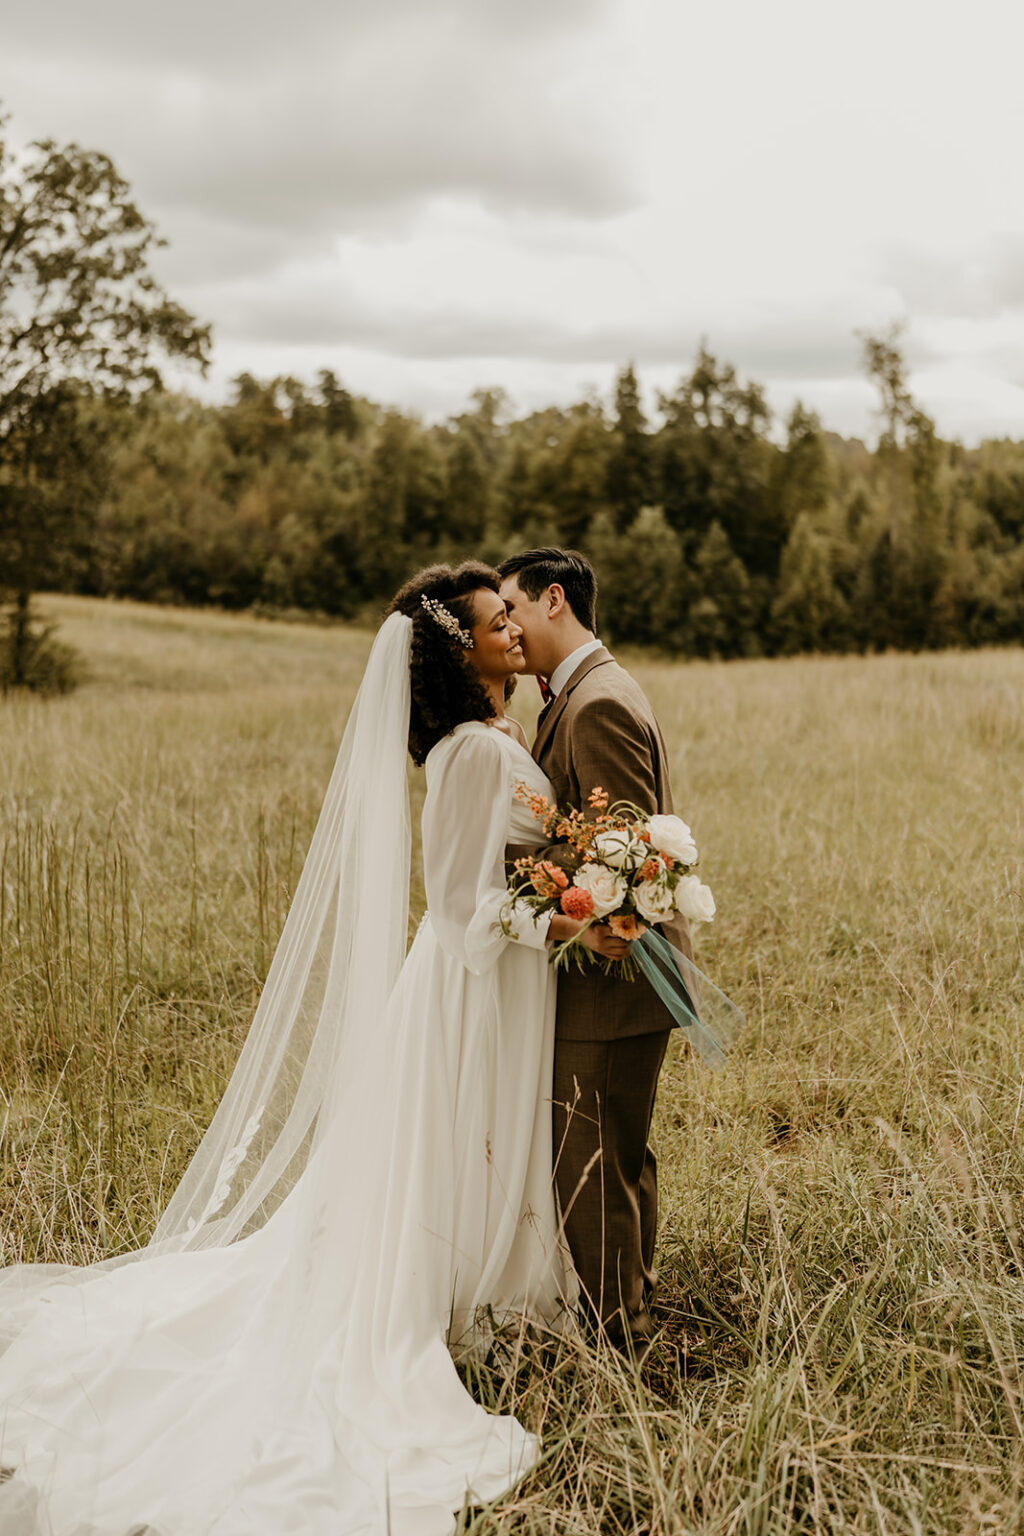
[2,594,1023,1533]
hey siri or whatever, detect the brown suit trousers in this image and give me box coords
[524,648,690,1339]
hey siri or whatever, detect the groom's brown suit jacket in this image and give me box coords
[518,646,693,1042]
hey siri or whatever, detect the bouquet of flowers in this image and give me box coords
[502,784,717,979]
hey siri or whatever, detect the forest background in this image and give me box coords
[9,346,1024,669]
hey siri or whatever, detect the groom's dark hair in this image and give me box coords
[496,547,598,631]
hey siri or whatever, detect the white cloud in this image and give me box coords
[3,3,630,236]
[878,235,1024,321]
[0,0,611,75]
[3,0,1024,442]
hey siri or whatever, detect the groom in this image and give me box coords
[498,547,693,1350]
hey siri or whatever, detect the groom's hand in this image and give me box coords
[548,916,631,960]
[578,922,632,962]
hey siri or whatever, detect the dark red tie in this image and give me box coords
[536,678,555,732]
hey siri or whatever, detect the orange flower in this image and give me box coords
[540,860,569,890]
[514,782,557,828]
[608,913,648,941]
[588,786,609,809]
[638,857,662,882]
[560,886,595,919]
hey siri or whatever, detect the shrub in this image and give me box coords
[0,607,80,695]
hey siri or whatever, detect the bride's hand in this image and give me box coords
[548,915,632,961]
[548,914,586,945]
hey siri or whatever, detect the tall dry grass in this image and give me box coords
[2,595,1023,1533]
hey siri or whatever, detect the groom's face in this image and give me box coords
[499,576,554,678]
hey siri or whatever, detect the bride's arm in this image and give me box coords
[423,730,552,974]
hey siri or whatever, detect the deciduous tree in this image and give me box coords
[0,107,210,687]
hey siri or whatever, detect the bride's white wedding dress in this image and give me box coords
[0,615,571,1536]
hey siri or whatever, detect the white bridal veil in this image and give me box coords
[153,609,415,1253]
[0,610,414,1329]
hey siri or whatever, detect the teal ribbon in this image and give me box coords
[634,928,743,1071]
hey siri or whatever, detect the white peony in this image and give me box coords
[634,878,675,925]
[647,814,698,866]
[572,863,628,918]
[593,827,646,871]
[674,874,716,924]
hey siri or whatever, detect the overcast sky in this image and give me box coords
[4,0,1023,443]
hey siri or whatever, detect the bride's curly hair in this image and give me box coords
[385,561,507,766]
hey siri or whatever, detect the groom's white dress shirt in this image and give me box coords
[548,638,603,698]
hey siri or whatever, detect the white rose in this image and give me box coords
[572,863,628,918]
[593,827,645,871]
[634,878,675,925]
[674,874,716,925]
[647,814,698,866]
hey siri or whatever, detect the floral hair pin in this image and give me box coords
[420,594,474,649]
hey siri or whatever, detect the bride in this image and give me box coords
[0,561,593,1536]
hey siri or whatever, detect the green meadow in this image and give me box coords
[2,595,1022,1533]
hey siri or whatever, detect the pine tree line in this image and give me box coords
[14,347,1024,660]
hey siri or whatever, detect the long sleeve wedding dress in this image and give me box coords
[0,616,570,1536]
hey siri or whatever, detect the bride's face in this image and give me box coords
[466,588,526,683]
